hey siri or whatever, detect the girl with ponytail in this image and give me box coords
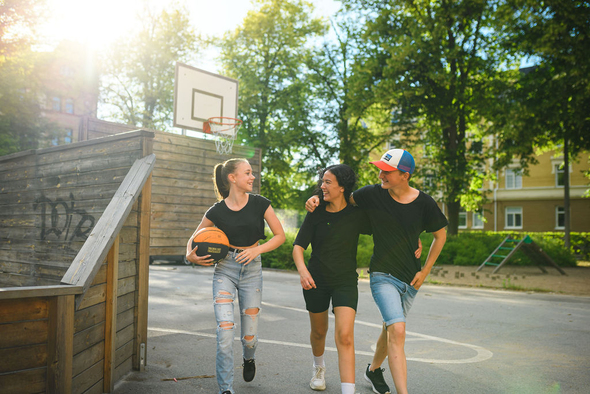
[186,158,285,394]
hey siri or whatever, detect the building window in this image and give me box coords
[472,211,484,229]
[505,207,523,229]
[458,211,468,229]
[505,169,522,189]
[65,98,74,114]
[555,164,565,187]
[556,206,565,229]
[52,97,61,112]
[65,128,73,144]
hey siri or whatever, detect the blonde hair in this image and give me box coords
[213,158,249,200]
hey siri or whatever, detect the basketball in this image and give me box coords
[191,227,230,263]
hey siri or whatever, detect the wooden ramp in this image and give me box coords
[476,235,566,275]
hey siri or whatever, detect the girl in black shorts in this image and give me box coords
[293,164,370,394]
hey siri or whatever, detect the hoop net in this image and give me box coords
[206,117,242,155]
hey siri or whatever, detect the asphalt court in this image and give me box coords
[115,266,590,393]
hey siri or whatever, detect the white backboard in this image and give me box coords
[173,62,239,133]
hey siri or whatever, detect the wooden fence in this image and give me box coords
[0,131,154,393]
[80,118,262,262]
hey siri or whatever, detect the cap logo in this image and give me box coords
[384,153,392,162]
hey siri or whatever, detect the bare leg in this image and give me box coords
[386,322,408,394]
[369,323,388,371]
[309,310,329,357]
[333,307,356,384]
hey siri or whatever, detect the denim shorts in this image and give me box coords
[370,271,418,326]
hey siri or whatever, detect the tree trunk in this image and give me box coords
[446,200,461,236]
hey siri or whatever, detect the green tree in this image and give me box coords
[343,0,519,235]
[0,0,58,156]
[498,0,590,248]
[100,4,198,131]
[306,13,397,186]
[218,0,327,208]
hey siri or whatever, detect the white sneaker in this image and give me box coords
[310,365,326,391]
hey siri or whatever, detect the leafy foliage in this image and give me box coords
[418,231,578,267]
[217,0,328,208]
[100,4,199,131]
[341,0,522,235]
[0,0,59,156]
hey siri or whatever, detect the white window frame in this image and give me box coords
[505,169,522,189]
[458,211,468,229]
[554,164,565,187]
[505,207,523,229]
[472,211,484,229]
[555,206,565,230]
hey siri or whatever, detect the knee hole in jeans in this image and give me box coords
[219,321,234,330]
[215,290,233,304]
[243,307,259,320]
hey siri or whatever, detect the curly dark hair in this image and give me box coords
[314,164,357,205]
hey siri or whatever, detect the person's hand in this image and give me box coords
[305,195,320,213]
[186,245,215,266]
[410,270,427,290]
[235,247,261,265]
[415,238,422,258]
[299,269,316,290]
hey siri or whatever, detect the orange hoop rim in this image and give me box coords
[207,116,242,127]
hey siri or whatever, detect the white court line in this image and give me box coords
[261,302,493,364]
[149,302,493,365]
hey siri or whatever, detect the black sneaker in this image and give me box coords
[364,364,390,394]
[221,391,231,394]
[243,358,256,382]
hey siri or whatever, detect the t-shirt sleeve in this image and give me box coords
[423,195,449,233]
[204,202,220,224]
[351,185,373,208]
[293,211,314,249]
[254,194,272,214]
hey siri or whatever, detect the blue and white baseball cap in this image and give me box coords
[370,149,415,174]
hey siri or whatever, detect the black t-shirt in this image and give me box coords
[293,204,371,286]
[353,185,448,284]
[205,194,271,247]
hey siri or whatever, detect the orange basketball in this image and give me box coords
[191,227,230,263]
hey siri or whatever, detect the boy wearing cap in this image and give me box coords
[306,148,447,394]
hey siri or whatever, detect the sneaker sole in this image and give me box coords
[310,381,326,391]
[364,372,391,394]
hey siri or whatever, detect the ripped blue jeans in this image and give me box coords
[212,253,262,394]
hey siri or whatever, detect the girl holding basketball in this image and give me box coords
[293,164,371,394]
[186,158,285,394]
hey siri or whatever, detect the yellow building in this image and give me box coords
[382,141,590,233]
[467,150,590,233]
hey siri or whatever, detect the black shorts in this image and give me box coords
[303,282,358,313]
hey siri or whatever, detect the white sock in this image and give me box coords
[313,354,325,367]
[341,382,355,394]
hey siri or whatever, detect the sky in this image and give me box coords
[39,0,341,73]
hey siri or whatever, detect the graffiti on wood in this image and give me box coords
[34,193,96,241]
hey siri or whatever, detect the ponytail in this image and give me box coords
[213,158,248,200]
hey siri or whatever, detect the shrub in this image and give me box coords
[419,231,578,267]
[261,227,582,271]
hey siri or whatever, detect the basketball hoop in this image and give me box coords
[204,117,242,155]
